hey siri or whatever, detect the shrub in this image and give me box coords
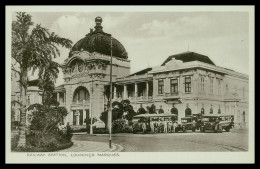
[25,129,72,151]
[112,119,133,133]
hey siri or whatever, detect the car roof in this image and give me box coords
[133,114,177,118]
[181,116,194,119]
[202,114,233,117]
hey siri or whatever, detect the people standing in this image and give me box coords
[173,121,178,133]
[154,121,158,133]
[164,120,168,133]
[142,123,146,134]
[150,120,154,133]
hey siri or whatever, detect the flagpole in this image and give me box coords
[109,36,113,148]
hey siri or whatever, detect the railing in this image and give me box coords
[164,92,181,98]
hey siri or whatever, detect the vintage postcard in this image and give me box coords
[5,5,255,164]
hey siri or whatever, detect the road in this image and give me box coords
[71,129,248,152]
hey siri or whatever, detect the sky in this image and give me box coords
[12,12,249,86]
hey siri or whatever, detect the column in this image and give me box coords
[64,92,66,105]
[146,82,149,98]
[113,86,117,99]
[57,92,59,102]
[124,85,127,99]
[135,83,138,100]
[76,110,79,125]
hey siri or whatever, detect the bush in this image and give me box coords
[25,129,72,151]
[112,119,133,133]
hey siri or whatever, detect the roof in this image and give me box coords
[181,116,195,119]
[202,114,233,117]
[69,17,128,59]
[128,67,152,77]
[133,114,177,118]
[161,51,215,66]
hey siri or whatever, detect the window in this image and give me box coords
[73,87,90,103]
[170,79,178,93]
[243,111,246,122]
[210,108,213,114]
[201,76,205,92]
[158,79,164,94]
[185,108,192,116]
[201,108,205,114]
[185,76,191,92]
[209,78,213,94]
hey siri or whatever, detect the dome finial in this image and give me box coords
[94,16,103,32]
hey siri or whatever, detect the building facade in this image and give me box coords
[11,17,249,129]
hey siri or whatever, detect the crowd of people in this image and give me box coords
[140,119,179,133]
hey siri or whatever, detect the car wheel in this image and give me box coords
[225,127,230,132]
[218,125,223,133]
[213,126,217,133]
[192,127,196,132]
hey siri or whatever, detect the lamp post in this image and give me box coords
[108,36,113,148]
[90,78,94,135]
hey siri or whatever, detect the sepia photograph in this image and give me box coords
[5,5,255,163]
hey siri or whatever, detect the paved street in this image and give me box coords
[67,129,248,152]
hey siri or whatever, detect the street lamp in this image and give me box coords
[108,36,113,148]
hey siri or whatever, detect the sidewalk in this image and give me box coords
[57,140,123,152]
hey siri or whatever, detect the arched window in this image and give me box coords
[73,86,90,103]
[201,108,205,115]
[171,107,178,120]
[210,108,213,114]
[185,108,192,117]
[243,111,246,122]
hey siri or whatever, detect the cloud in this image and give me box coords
[136,15,212,37]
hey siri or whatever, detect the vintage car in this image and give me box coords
[132,114,177,134]
[200,114,234,133]
[175,116,197,132]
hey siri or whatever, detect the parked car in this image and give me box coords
[200,114,234,133]
[175,116,197,132]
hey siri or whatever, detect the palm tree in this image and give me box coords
[11,12,73,147]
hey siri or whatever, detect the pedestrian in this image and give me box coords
[164,120,168,133]
[168,121,172,133]
[150,120,154,133]
[154,121,158,133]
[173,121,178,133]
[142,123,146,134]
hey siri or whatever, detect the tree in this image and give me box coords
[100,99,136,128]
[11,12,73,147]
